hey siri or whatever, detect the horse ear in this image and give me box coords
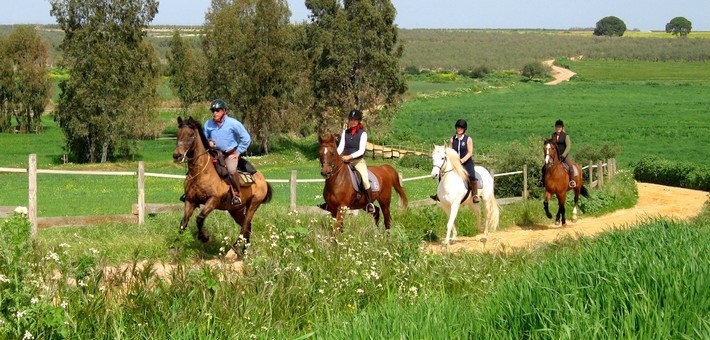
[177,117,183,125]
[318,135,323,144]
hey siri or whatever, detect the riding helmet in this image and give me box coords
[348,109,363,120]
[555,119,564,127]
[455,119,467,131]
[210,99,228,111]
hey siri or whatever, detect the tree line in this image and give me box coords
[39,0,405,162]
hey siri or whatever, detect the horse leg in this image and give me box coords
[229,204,254,256]
[373,206,381,228]
[572,188,580,223]
[470,199,486,242]
[557,193,567,226]
[442,201,461,246]
[180,201,197,233]
[195,204,216,243]
[331,206,346,236]
[543,192,553,219]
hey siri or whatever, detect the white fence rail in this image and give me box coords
[1,154,615,233]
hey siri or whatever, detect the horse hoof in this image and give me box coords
[546,213,553,219]
[198,235,210,243]
[572,218,577,223]
[554,221,561,225]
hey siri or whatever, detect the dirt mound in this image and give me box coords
[426,183,708,254]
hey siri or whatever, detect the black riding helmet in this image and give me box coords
[555,119,564,127]
[348,109,363,120]
[455,119,467,131]
[210,99,228,111]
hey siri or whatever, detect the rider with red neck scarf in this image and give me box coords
[337,109,376,214]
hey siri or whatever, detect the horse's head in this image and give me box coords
[543,138,558,165]
[431,145,448,179]
[173,117,200,163]
[318,134,340,178]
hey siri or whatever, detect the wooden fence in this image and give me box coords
[1,154,615,233]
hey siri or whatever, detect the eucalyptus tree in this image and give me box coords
[168,31,207,111]
[305,0,406,134]
[50,0,162,163]
[0,26,51,133]
[203,0,308,153]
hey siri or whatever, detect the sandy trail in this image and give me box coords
[425,183,708,254]
[544,59,576,85]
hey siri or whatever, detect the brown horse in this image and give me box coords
[173,117,272,252]
[318,134,408,233]
[543,138,589,225]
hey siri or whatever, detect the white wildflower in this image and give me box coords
[30,298,39,304]
[58,243,70,248]
[14,206,28,216]
[318,289,324,294]
[78,280,88,287]
[0,274,9,283]
[23,330,34,340]
[89,248,99,255]
[16,310,27,319]
[356,288,364,294]
[60,301,68,309]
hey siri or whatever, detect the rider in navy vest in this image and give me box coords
[337,109,376,214]
[537,119,576,188]
[431,119,480,203]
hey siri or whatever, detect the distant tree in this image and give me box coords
[665,17,692,37]
[51,0,162,163]
[0,26,51,133]
[203,0,308,153]
[593,16,627,37]
[305,0,407,134]
[168,31,206,111]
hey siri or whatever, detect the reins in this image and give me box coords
[433,153,455,183]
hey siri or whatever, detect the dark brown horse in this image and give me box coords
[173,117,272,252]
[543,138,589,225]
[318,134,408,233]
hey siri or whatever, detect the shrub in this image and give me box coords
[470,65,491,79]
[521,62,550,80]
[574,143,621,167]
[403,65,420,75]
[489,137,540,198]
[632,155,710,191]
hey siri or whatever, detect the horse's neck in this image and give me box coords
[188,137,214,176]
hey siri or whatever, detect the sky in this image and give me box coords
[1,0,708,31]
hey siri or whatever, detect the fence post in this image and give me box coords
[28,154,38,236]
[588,161,594,188]
[137,161,145,225]
[522,164,528,199]
[290,170,297,211]
[597,160,603,188]
[606,158,612,180]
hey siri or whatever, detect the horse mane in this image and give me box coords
[445,148,470,180]
[182,117,210,149]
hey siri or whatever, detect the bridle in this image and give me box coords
[319,144,343,179]
[176,126,210,163]
[544,141,560,166]
[433,151,454,182]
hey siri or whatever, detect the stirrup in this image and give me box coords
[366,203,376,214]
[569,180,576,188]
[231,191,242,205]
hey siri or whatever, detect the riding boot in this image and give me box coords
[568,167,576,188]
[470,179,480,203]
[365,188,376,214]
[228,174,242,205]
[537,165,546,188]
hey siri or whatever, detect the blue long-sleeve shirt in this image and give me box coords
[204,116,251,154]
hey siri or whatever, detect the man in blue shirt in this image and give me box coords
[204,99,252,205]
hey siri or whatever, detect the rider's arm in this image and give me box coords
[336,130,346,155]
[349,131,367,159]
[233,121,252,154]
[561,135,571,159]
[461,137,473,163]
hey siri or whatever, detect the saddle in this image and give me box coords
[559,162,579,177]
[348,164,381,193]
[209,149,258,186]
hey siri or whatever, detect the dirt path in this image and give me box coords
[425,183,708,254]
[544,59,576,85]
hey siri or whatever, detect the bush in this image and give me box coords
[396,154,431,170]
[632,155,710,191]
[403,65,420,75]
[470,65,491,79]
[574,143,621,167]
[521,61,550,80]
[489,137,540,198]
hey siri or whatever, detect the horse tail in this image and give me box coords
[580,185,589,198]
[263,182,273,204]
[394,172,409,209]
[485,194,500,232]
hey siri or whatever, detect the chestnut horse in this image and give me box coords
[543,138,589,225]
[173,117,272,252]
[318,134,408,233]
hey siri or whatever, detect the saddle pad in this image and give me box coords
[349,169,380,192]
[238,172,255,186]
[473,171,484,190]
[561,163,579,177]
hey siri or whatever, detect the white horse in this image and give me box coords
[431,145,500,245]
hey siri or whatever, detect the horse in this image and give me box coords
[317,134,408,234]
[172,117,272,253]
[542,138,589,225]
[431,145,500,245]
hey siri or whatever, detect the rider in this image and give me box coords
[537,119,576,188]
[204,99,252,206]
[337,109,376,214]
[430,119,480,203]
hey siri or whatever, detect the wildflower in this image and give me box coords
[30,298,39,304]
[0,274,9,283]
[356,288,364,294]
[16,310,27,319]
[23,330,34,340]
[58,243,71,248]
[60,300,68,309]
[14,206,28,216]
[78,280,88,287]
[318,289,324,294]
[89,248,99,255]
